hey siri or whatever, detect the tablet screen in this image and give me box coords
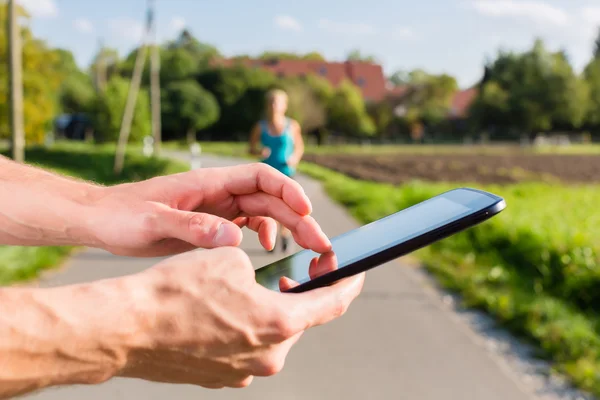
[255,189,496,292]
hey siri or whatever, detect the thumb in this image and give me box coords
[157,209,244,248]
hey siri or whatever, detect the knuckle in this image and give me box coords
[140,211,160,237]
[238,327,261,348]
[188,212,207,227]
[254,354,286,377]
[267,310,296,342]
[230,377,253,388]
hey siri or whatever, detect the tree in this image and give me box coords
[327,80,376,136]
[59,74,96,114]
[368,101,394,136]
[168,29,220,63]
[389,70,409,86]
[279,78,327,134]
[161,80,219,143]
[468,81,510,131]
[0,2,64,144]
[398,71,459,127]
[473,39,590,136]
[196,66,277,138]
[305,75,335,104]
[347,49,378,63]
[258,51,326,61]
[584,58,600,128]
[160,47,198,83]
[92,76,151,143]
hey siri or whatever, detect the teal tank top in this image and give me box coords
[260,118,295,177]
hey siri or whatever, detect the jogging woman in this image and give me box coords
[249,88,305,252]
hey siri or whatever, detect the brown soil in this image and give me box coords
[303,153,600,185]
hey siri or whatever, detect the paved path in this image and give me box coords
[22,154,564,400]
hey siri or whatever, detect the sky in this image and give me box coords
[17,0,600,88]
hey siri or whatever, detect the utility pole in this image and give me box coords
[113,39,148,174]
[8,0,25,163]
[149,0,162,155]
[114,1,154,174]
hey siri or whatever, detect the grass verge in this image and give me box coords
[0,142,189,286]
[168,140,600,156]
[298,162,600,396]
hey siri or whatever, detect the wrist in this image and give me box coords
[42,276,150,385]
[0,279,144,395]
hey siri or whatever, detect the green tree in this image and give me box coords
[92,76,150,142]
[161,80,220,143]
[279,78,327,134]
[160,47,198,83]
[400,71,459,126]
[59,74,96,114]
[584,58,600,128]
[389,70,409,86]
[473,39,590,136]
[347,49,378,63]
[258,51,326,61]
[197,66,277,137]
[0,3,65,143]
[168,29,220,63]
[327,80,376,136]
[305,75,335,104]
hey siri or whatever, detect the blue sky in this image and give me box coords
[18,0,600,88]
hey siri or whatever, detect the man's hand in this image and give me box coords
[0,247,364,398]
[86,163,331,257]
[105,248,362,388]
[118,247,363,389]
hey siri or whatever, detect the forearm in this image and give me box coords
[0,278,143,398]
[0,156,104,246]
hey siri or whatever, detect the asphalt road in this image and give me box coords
[22,153,538,400]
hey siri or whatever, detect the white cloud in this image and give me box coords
[392,26,415,40]
[73,18,94,34]
[318,18,376,36]
[581,7,600,26]
[170,16,186,32]
[274,15,303,32]
[109,18,145,43]
[18,0,58,18]
[471,0,570,27]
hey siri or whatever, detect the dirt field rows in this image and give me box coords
[303,153,600,185]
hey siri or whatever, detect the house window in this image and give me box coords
[357,77,366,87]
[319,66,327,76]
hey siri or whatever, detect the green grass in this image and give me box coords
[297,162,600,397]
[0,142,189,286]
[171,140,600,157]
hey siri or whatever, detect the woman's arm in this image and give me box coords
[288,120,305,167]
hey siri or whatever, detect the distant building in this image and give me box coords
[217,56,480,119]
[217,57,388,102]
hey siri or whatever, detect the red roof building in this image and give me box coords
[218,57,388,102]
[449,87,478,119]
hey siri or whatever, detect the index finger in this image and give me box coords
[221,164,312,216]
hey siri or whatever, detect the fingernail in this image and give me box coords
[270,230,277,249]
[215,223,240,246]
